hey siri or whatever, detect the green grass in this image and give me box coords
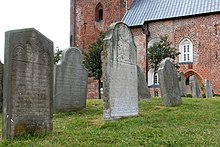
[1,97,220,146]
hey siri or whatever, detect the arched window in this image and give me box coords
[95,3,103,22]
[154,73,159,85]
[179,38,193,63]
[147,38,161,86]
[148,69,159,86]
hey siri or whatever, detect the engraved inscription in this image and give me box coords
[110,62,138,117]
[3,28,53,139]
[56,67,86,108]
[54,48,87,112]
[117,25,131,62]
[11,45,51,119]
[103,22,138,120]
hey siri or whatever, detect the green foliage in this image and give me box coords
[2,97,220,146]
[148,36,180,96]
[214,94,220,97]
[148,36,180,71]
[54,46,63,64]
[84,32,104,80]
[186,94,193,98]
[84,32,105,99]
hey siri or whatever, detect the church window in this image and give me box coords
[179,38,193,63]
[95,3,103,22]
[148,69,159,86]
[154,73,159,85]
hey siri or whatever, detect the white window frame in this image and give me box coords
[179,38,193,63]
[154,73,159,85]
[148,69,160,86]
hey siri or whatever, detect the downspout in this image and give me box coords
[70,0,76,47]
[142,21,150,82]
[125,0,128,13]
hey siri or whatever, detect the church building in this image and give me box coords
[70,0,220,98]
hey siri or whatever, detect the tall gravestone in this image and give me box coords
[0,61,3,112]
[189,75,203,98]
[137,66,151,100]
[204,79,213,98]
[3,28,53,139]
[179,72,186,97]
[158,58,182,106]
[54,47,88,112]
[102,22,138,120]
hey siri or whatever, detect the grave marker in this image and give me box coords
[189,75,203,98]
[179,72,186,97]
[204,79,213,98]
[137,66,151,100]
[0,61,3,112]
[3,28,53,139]
[102,22,138,120]
[54,47,88,112]
[158,58,182,106]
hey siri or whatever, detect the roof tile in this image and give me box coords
[122,0,220,26]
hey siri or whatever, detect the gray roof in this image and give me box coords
[122,0,220,26]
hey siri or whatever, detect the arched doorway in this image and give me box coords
[184,69,203,95]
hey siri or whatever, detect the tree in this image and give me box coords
[54,46,63,64]
[84,32,104,99]
[147,36,180,96]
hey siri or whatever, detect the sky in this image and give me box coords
[0,0,70,63]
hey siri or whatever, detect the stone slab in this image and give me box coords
[103,22,138,120]
[204,79,213,98]
[2,28,53,139]
[137,65,151,100]
[54,47,88,112]
[178,72,187,97]
[158,58,182,106]
[189,75,203,98]
[0,61,3,112]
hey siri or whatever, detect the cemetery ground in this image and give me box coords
[1,97,220,146]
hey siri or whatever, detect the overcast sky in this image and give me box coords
[0,0,70,63]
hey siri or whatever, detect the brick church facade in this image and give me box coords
[70,0,220,98]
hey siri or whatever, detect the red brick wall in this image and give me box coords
[87,78,98,99]
[70,0,132,53]
[144,14,220,94]
[131,28,147,77]
[70,0,133,98]
[71,1,220,96]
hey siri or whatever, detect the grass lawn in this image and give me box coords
[1,97,220,146]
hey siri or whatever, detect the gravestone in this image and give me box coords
[0,61,3,112]
[102,22,138,120]
[54,47,88,112]
[137,66,151,100]
[189,75,203,98]
[178,72,186,97]
[204,79,213,98]
[158,58,182,106]
[3,28,53,139]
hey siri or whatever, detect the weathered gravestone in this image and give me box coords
[178,72,187,97]
[189,75,203,98]
[102,22,138,120]
[0,61,3,112]
[3,28,53,139]
[158,58,182,106]
[204,79,213,98]
[54,47,88,112]
[137,66,151,100]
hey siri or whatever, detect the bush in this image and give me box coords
[214,94,220,97]
[186,94,192,98]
